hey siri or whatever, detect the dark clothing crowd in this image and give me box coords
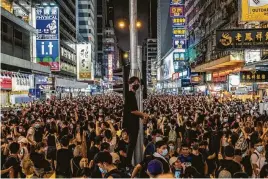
[1,93,268,178]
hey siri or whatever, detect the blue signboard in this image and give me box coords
[170,0,184,5]
[36,6,60,71]
[181,79,191,87]
[173,39,186,49]
[29,89,41,98]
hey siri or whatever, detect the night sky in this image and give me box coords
[113,0,149,51]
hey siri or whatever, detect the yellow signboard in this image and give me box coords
[240,0,268,22]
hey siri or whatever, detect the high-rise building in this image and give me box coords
[143,39,157,88]
[148,0,157,38]
[96,0,107,79]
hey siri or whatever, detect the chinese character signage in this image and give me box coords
[173,52,185,61]
[216,29,268,50]
[108,54,113,81]
[172,28,186,39]
[172,17,186,27]
[170,5,184,17]
[173,39,186,49]
[240,71,268,82]
[36,6,60,71]
[77,44,92,80]
[170,0,184,5]
[240,0,268,22]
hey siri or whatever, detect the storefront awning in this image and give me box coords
[193,55,244,72]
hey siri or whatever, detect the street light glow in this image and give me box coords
[118,21,126,29]
[136,21,142,28]
[123,53,129,59]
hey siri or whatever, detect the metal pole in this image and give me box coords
[129,0,143,165]
[129,0,139,77]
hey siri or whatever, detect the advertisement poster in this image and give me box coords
[36,6,60,71]
[170,5,184,17]
[77,44,92,80]
[216,29,268,49]
[108,54,113,81]
[240,0,268,22]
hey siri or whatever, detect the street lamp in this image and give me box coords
[117,20,142,29]
[123,53,129,59]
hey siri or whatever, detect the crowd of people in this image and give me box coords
[1,87,268,178]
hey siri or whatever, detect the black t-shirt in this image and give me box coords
[88,146,100,161]
[117,139,129,153]
[47,134,56,147]
[56,148,73,177]
[217,159,242,177]
[191,153,205,176]
[123,91,139,131]
[2,155,22,178]
[60,127,69,139]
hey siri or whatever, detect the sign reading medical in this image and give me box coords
[172,17,186,27]
[216,29,268,50]
[240,71,268,82]
[172,28,186,39]
[36,6,60,71]
[240,0,268,22]
[170,5,184,17]
[77,44,92,80]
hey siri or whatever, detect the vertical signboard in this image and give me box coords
[77,44,92,80]
[108,54,113,81]
[36,6,60,71]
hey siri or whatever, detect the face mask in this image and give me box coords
[223,118,228,123]
[99,167,107,174]
[169,145,175,151]
[34,124,40,128]
[132,84,140,91]
[19,128,23,133]
[257,146,264,153]
[156,136,163,142]
[161,149,168,156]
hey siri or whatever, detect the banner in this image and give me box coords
[108,54,113,81]
[170,5,184,17]
[0,77,12,90]
[240,0,268,22]
[240,71,268,82]
[36,6,60,71]
[77,44,92,80]
[216,29,268,49]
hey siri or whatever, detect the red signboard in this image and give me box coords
[170,5,184,17]
[213,76,227,83]
[0,78,12,90]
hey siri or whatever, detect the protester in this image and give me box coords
[0,94,268,178]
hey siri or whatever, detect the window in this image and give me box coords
[78,4,88,9]
[88,4,91,9]
[79,12,88,17]
[79,21,88,25]
[1,22,8,33]
[14,29,22,40]
[79,29,88,33]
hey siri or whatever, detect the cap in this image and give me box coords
[18,137,28,144]
[110,152,120,164]
[147,159,163,176]
[169,157,177,166]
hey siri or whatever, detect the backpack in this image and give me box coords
[104,169,130,178]
[168,128,177,142]
[235,132,248,153]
